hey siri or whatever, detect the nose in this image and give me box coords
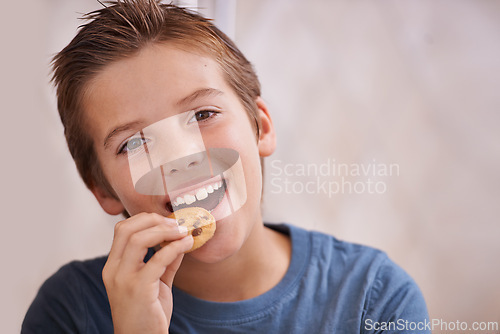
[165,152,205,175]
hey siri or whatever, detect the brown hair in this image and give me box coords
[52,0,261,197]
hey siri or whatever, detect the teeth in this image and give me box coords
[175,196,185,206]
[196,188,208,201]
[172,180,224,207]
[185,194,196,205]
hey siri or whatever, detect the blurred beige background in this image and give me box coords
[1,0,499,333]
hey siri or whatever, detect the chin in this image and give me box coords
[186,236,241,264]
[185,212,247,264]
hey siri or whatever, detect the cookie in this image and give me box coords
[161,207,216,252]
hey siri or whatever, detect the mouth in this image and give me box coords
[165,178,227,213]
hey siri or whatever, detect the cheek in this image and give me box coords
[100,159,163,215]
[222,126,262,200]
[203,115,258,152]
[98,154,139,203]
[121,196,152,216]
[204,121,261,180]
[104,163,133,193]
[202,117,262,203]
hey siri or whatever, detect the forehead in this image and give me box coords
[82,43,229,137]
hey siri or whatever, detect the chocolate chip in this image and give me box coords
[192,228,202,236]
[194,219,201,228]
[202,216,209,220]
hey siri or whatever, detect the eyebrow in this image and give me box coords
[176,88,223,107]
[103,120,144,149]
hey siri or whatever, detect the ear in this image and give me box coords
[91,185,125,215]
[256,97,276,157]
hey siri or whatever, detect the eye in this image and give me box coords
[195,110,212,121]
[119,137,148,154]
[188,110,219,124]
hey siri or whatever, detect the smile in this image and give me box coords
[166,179,227,213]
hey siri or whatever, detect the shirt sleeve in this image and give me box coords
[361,256,431,334]
[21,263,86,334]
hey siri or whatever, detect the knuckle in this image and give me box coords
[150,212,164,223]
[102,265,114,286]
[113,219,132,235]
[136,212,149,219]
[128,233,142,246]
[102,268,109,282]
[113,221,123,233]
[114,219,135,236]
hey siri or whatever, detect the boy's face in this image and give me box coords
[83,43,274,262]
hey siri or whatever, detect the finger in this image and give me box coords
[160,253,184,287]
[139,235,193,284]
[117,224,188,274]
[108,213,177,262]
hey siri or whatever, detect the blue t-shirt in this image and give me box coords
[22,224,430,333]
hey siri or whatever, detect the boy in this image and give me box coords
[23,1,430,333]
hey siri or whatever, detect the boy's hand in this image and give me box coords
[102,213,193,334]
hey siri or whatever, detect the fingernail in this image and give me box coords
[164,218,178,225]
[177,225,188,234]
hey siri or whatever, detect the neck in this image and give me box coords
[173,222,291,302]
